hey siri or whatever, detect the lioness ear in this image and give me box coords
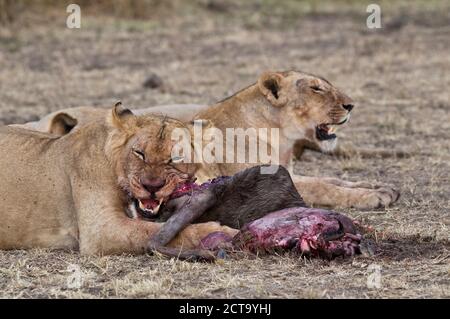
[48,112,78,136]
[257,71,287,107]
[189,119,211,128]
[110,101,136,130]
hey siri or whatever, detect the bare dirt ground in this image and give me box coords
[0,1,448,298]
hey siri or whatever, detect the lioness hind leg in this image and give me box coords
[292,175,400,210]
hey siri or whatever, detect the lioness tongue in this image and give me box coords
[140,198,160,210]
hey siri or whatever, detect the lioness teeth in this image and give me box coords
[138,199,161,215]
[152,202,161,214]
[138,200,146,211]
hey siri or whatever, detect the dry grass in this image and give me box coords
[0,0,177,23]
[0,0,449,298]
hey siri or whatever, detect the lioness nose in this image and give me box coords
[141,177,165,192]
[342,104,354,112]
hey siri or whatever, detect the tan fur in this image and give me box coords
[14,71,399,209]
[11,104,208,136]
[0,105,237,255]
[190,71,399,209]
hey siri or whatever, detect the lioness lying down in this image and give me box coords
[0,104,238,255]
[13,70,399,209]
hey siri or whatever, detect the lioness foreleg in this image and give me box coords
[292,175,400,209]
[78,211,236,255]
[74,190,237,255]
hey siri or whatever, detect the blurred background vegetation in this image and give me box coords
[1,0,178,23]
[1,0,446,26]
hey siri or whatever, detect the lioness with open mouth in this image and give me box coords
[12,70,399,209]
[0,103,237,255]
[192,71,399,209]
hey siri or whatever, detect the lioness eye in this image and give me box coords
[310,85,323,92]
[133,149,145,161]
[169,156,184,164]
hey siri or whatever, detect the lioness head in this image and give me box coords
[258,70,354,152]
[106,103,197,218]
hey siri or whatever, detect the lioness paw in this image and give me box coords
[354,186,400,209]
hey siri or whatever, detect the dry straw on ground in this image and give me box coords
[0,0,448,298]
